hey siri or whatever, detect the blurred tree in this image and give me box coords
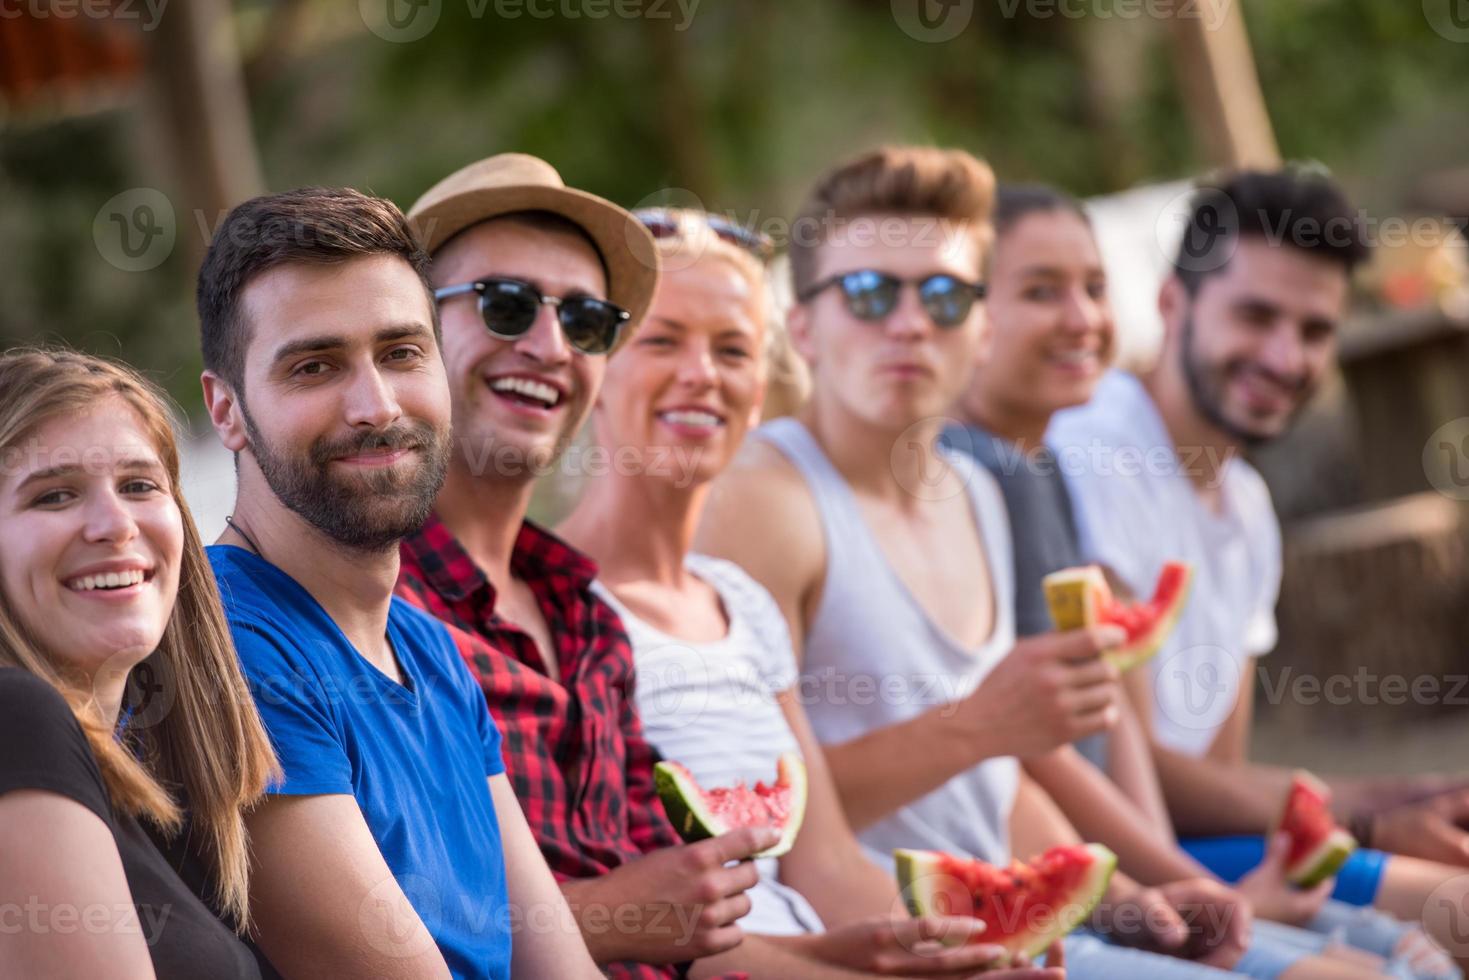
[2,0,1466,408]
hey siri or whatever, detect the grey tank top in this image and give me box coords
[757,417,1021,868]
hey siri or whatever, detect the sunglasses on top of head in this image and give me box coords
[797,269,987,328]
[433,277,630,355]
[634,208,775,262]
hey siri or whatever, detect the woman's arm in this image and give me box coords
[773,688,902,927]
[0,789,156,980]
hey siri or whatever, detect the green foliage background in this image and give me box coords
[2,0,1466,409]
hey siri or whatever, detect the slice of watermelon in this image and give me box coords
[654,752,807,859]
[1042,561,1194,672]
[895,844,1117,962]
[1274,771,1357,888]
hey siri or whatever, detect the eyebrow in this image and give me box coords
[1013,264,1105,279]
[14,456,166,493]
[271,323,435,366]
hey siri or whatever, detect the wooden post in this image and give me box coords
[1164,0,1280,169]
[138,0,263,264]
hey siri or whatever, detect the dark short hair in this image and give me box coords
[197,187,437,393]
[1174,168,1370,295]
[994,183,1090,239]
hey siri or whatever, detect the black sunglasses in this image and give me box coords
[797,270,987,328]
[634,208,775,262]
[433,277,629,355]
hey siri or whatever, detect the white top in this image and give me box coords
[593,554,826,936]
[1048,370,1283,757]
[756,418,1021,871]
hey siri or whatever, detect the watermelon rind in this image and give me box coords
[1286,828,1357,888]
[1108,563,1193,674]
[1041,566,1106,633]
[653,752,807,859]
[895,843,1118,962]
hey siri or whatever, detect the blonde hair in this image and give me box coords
[788,144,997,297]
[0,347,279,930]
[641,208,811,417]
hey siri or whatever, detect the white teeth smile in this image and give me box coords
[659,410,723,428]
[67,570,146,592]
[490,376,560,407]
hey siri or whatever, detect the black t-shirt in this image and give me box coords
[0,668,262,980]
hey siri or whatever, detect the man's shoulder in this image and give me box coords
[208,545,298,625]
[698,431,824,581]
[1049,370,1157,449]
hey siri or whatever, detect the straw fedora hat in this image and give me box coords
[407,153,660,350]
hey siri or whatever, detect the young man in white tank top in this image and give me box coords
[698,146,1394,980]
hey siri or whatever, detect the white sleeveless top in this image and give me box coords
[592,554,826,936]
[756,417,1021,870]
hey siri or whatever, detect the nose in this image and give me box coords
[82,486,140,547]
[676,339,718,389]
[343,362,404,429]
[884,284,930,341]
[1260,323,1308,381]
[1061,286,1108,336]
[514,303,572,366]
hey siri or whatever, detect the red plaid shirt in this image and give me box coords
[397,515,705,980]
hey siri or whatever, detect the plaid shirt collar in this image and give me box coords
[405,511,599,609]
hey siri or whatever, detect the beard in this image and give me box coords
[1179,312,1314,448]
[240,403,450,553]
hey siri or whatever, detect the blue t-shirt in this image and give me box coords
[208,545,511,980]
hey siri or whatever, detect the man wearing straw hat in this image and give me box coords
[395,154,782,979]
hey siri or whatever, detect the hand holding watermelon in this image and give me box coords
[952,629,1126,759]
[1235,832,1334,927]
[559,826,778,963]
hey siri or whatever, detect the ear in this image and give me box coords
[200,371,249,454]
[786,303,817,364]
[1158,275,1186,336]
[972,305,994,369]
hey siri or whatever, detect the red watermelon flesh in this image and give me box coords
[654,753,808,858]
[1274,771,1357,887]
[896,844,1116,961]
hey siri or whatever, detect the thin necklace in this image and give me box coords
[224,515,263,557]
